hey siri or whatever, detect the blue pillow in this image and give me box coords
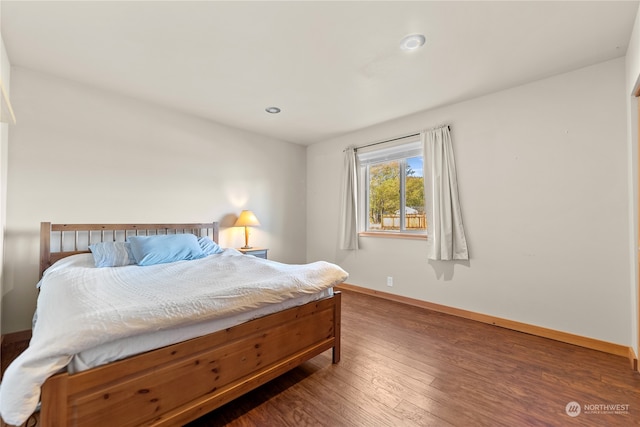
[128,234,205,266]
[89,241,136,267]
[198,236,223,256]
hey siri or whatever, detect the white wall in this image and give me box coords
[626,6,640,96]
[1,67,307,333]
[0,31,11,336]
[625,3,640,360]
[308,58,632,347]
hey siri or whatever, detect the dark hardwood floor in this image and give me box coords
[2,289,639,426]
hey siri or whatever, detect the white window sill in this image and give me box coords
[359,232,427,240]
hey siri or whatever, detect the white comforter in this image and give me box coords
[0,249,347,426]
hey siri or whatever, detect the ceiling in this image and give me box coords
[1,1,638,145]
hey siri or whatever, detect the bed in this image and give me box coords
[0,222,345,427]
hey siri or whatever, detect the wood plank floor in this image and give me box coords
[186,290,640,427]
[3,289,640,426]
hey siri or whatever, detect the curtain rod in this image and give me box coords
[345,125,450,152]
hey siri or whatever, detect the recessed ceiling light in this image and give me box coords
[400,34,426,52]
[265,107,281,114]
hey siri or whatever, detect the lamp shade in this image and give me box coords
[234,210,261,227]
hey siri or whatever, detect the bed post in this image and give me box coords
[40,373,68,426]
[39,222,51,279]
[212,222,219,244]
[333,291,341,364]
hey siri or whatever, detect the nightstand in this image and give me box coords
[238,248,268,259]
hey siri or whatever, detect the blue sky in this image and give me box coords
[408,157,423,177]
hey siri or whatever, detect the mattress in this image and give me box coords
[69,287,333,372]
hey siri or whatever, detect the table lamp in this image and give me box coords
[234,210,261,249]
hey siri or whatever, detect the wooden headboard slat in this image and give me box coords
[39,221,220,279]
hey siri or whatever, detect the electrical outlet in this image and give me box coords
[387,276,393,287]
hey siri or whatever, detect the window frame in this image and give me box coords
[357,138,426,237]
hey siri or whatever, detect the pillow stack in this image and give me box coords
[89,234,223,267]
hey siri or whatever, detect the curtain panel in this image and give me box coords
[339,146,359,250]
[422,127,469,260]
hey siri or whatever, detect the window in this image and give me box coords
[358,139,426,234]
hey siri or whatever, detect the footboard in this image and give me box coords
[39,292,341,427]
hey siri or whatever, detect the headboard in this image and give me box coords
[39,222,220,278]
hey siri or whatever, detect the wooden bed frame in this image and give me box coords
[35,222,342,427]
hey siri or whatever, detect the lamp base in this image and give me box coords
[241,245,253,249]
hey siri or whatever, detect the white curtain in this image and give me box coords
[422,127,469,260]
[339,146,359,250]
